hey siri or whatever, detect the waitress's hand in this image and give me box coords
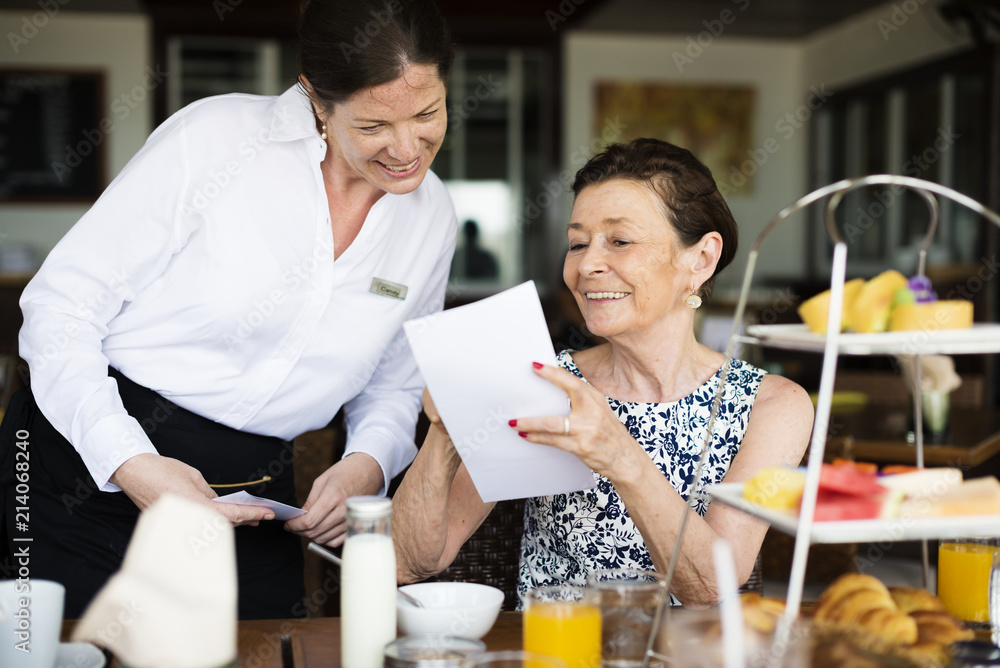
[510,362,646,482]
[110,453,275,527]
[285,451,384,548]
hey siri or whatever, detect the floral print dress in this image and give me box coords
[516,349,766,606]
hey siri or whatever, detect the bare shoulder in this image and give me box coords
[742,373,814,465]
[755,373,811,410]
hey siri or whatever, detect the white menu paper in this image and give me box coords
[404,281,596,502]
[212,491,307,521]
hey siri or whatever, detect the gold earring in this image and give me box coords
[686,293,702,309]
[321,123,327,140]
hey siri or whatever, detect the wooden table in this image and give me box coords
[64,612,523,668]
[825,405,1000,469]
[63,608,995,667]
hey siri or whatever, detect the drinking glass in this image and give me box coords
[585,568,665,668]
[658,607,812,668]
[990,550,1000,646]
[906,389,952,445]
[920,390,950,444]
[523,585,601,668]
[462,651,566,668]
[938,536,1000,629]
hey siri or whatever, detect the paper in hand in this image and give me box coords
[403,281,595,502]
[212,491,307,521]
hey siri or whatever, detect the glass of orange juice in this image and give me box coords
[523,585,601,668]
[937,536,1000,629]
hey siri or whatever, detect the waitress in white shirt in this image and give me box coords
[2,0,456,619]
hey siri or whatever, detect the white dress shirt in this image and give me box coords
[19,85,458,492]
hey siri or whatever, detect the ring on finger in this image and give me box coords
[563,416,570,436]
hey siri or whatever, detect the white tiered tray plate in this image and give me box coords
[707,482,1000,543]
[742,323,1000,355]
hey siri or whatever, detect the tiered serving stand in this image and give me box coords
[647,175,1000,667]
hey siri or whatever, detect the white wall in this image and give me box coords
[0,11,151,262]
[563,32,808,288]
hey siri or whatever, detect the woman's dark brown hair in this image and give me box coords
[298,0,453,113]
[572,138,739,299]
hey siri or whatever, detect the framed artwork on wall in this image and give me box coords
[593,81,756,194]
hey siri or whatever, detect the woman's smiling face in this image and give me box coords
[563,179,697,339]
[320,63,447,195]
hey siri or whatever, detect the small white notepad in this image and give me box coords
[404,281,595,502]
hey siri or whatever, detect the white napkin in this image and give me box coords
[72,494,237,668]
[895,354,963,394]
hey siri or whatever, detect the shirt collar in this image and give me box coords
[269,85,319,143]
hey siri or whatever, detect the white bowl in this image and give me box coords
[397,582,504,639]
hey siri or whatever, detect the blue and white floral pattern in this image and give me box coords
[517,349,765,605]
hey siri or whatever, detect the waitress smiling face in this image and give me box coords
[315,63,448,197]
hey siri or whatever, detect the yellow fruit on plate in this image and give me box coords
[742,467,806,510]
[797,278,866,334]
[847,270,908,333]
[888,301,973,332]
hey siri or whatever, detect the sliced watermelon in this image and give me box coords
[819,462,887,497]
[812,490,883,521]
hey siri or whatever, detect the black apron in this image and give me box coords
[0,368,305,620]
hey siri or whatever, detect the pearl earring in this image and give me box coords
[686,293,702,309]
[321,123,327,140]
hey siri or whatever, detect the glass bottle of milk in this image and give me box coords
[341,496,397,668]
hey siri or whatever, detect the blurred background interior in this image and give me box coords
[1,0,1000,613]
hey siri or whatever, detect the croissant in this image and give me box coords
[740,592,787,634]
[889,586,945,614]
[908,642,951,667]
[859,607,918,646]
[814,574,894,621]
[814,574,918,646]
[816,573,892,619]
[910,610,974,646]
[813,574,976,667]
[823,589,896,625]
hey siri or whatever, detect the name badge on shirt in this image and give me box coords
[370,277,408,301]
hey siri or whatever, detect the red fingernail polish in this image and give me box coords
[518,432,528,438]
[532,362,543,369]
[509,419,517,427]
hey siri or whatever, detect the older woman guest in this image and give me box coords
[393,138,813,607]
